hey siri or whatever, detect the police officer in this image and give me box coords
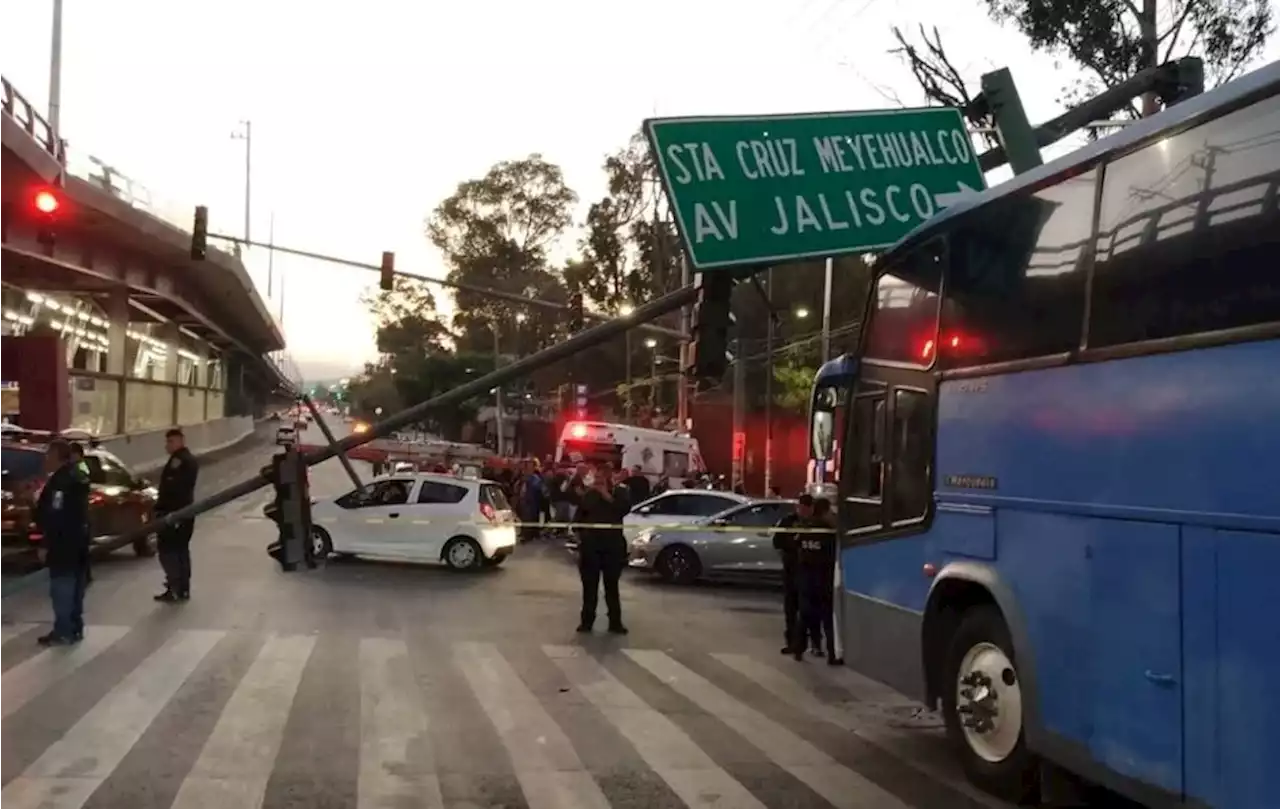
[34,439,91,645]
[793,497,843,665]
[155,428,198,602]
[774,494,814,655]
[575,464,630,634]
[68,442,94,587]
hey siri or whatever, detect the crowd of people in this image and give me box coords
[31,428,198,646]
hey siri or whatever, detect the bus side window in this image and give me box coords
[846,394,886,501]
[890,389,932,524]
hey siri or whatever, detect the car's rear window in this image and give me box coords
[480,484,510,511]
[2,447,44,490]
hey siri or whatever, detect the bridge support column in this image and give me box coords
[161,320,180,426]
[105,289,131,435]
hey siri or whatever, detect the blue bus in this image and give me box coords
[807,354,857,496]
[818,62,1279,808]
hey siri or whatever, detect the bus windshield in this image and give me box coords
[811,383,840,460]
[807,356,858,491]
[862,245,942,366]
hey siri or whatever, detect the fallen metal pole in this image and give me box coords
[100,284,700,551]
[299,393,363,490]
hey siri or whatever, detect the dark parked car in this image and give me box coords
[2,437,160,565]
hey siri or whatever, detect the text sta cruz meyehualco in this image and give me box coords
[662,129,974,243]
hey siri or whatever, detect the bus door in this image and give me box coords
[840,362,935,539]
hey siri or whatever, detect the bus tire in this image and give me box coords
[656,545,701,585]
[940,606,1038,804]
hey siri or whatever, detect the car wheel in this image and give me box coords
[132,534,157,557]
[311,526,333,561]
[940,606,1038,803]
[656,545,701,585]
[442,536,483,571]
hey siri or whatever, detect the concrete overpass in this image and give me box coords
[2,76,294,456]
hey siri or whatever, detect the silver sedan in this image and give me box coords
[629,500,797,585]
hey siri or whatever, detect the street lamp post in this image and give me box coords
[48,0,64,140]
[620,304,635,421]
[644,338,658,409]
[231,121,252,245]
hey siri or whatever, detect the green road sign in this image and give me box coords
[646,107,986,270]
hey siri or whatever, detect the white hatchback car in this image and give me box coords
[310,473,516,570]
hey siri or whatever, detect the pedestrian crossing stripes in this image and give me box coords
[1,625,1008,809]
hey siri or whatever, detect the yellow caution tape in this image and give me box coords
[222,514,837,534]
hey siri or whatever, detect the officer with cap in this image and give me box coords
[773,493,815,655]
[67,441,94,587]
[33,439,91,645]
[155,428,198,602]
[793,497,843,665]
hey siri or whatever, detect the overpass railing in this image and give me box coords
[1,77,65,163]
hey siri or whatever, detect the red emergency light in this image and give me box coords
[33,189,60,215]
[570,423,588,439]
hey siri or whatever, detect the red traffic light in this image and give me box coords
[33,189,61,215]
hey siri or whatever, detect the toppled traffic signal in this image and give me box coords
[380,251,395,292]
[688,271,737,382]
[191,206,209,260]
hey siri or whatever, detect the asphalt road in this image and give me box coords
[0,426,1124,809]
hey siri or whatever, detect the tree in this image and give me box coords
[426,155,576,354]
[985,0,1273,114]
[579,132,682,313]
[390,351,495,439]
[892,2,1273,125]
[361,275,453,361]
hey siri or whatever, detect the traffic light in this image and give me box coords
[33,187,62,248]
[380,251,395,291]
[689,270,736,381]
[568,290,584,332]
[191,206,209,260]
[978,67,1042,175]
[1156,56,1204,108]
[263,448,315,572]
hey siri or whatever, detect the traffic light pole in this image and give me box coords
[98,283,702,554]
[298,393,363,490]
[201,232,685,340]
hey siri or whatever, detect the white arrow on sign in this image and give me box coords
[933,181,980,209]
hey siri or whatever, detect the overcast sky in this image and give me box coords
[3,0,1275,381]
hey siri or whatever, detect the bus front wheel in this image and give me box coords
[940,606,1038,803]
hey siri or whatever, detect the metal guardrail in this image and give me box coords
[0,76,64,163]
[2,75,196,236]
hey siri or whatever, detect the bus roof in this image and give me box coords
[815,354,859,383]
[889,60,1280,260]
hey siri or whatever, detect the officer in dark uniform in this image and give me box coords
[34,439,91,645]
[574,464,630,634]
[774,494,814,655]
[155,428,198,602]
[68,441,94,587]
[793,497,843,665]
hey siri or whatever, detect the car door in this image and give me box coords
[706,502,794,574]
[329,479,414,556]
[403,479,470,561]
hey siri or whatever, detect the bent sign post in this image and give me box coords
[646,107,986,270]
